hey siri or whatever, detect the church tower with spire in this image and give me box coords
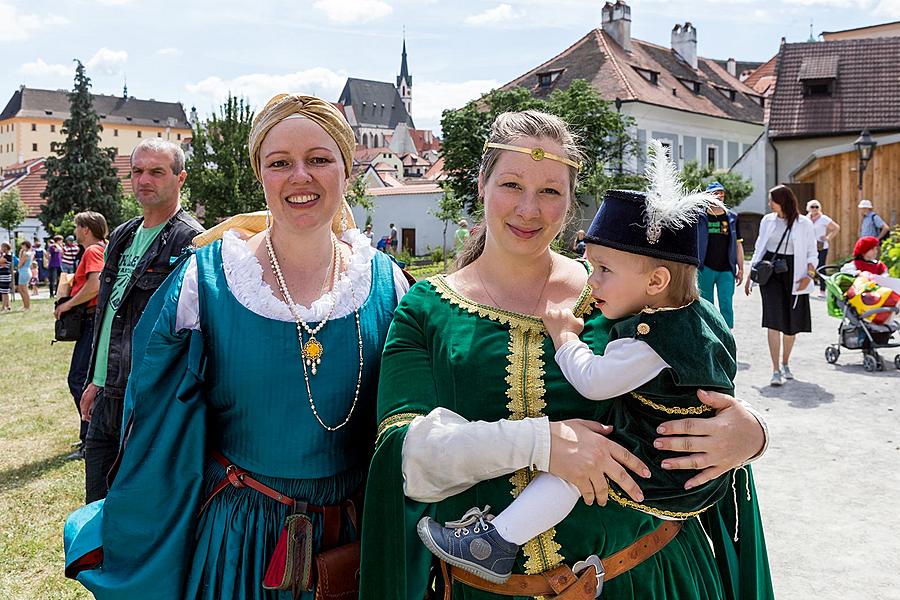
[396,35,412,117]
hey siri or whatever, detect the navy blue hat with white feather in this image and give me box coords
[584,140,722,267]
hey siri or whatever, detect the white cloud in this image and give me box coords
[185,67,349,110]
[95,0,133,4]
[19,58,72,78]
[0,2,68,42]
[412,79,500,133]
[313,0,393,23]
[155,47,182,57]
[874,0,900,16]
[465,3,524,26]
[86,47,128,76]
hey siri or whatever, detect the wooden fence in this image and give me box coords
[793,140,900,259]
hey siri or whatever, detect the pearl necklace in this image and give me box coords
[265,229,364,432]
[265,229,337,375]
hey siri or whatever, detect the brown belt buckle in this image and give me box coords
[572,555,604,598]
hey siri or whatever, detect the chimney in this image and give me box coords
[671,22,698,70]
[602,1,632,53]
[726,57,737,77]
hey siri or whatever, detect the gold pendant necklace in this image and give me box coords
[264,228,365,432]
[265,229,338,375]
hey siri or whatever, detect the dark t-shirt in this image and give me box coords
[704,211,736,272]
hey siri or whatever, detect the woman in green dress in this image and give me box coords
[360,110,773,599]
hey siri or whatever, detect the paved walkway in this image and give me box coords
[730,273,899,599]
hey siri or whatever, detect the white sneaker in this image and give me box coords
[770,371,784,387]
[781,364,794,380]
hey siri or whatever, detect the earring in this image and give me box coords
[340,205,348,233]
[265,209,272,231]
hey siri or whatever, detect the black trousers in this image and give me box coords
[47,266,61,296]
[84,387,124,503]
[66,315,94,445]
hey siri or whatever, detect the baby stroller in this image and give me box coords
[819,265,900,371]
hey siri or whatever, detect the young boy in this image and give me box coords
[417,142,738,584]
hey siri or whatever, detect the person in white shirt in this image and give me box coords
[745,186,818,386]
[806,200,840,296]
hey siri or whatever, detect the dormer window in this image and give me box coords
[799,55,838,98]
[677,78,701,95]
[802,80,833,97]
[632,66,660,86]
[715,86,737,101]
[537,69,564,88]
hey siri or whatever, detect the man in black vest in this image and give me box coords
[80,138,204,503]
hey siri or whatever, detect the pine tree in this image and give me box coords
[40,60,122,229]
[184,95,263,227]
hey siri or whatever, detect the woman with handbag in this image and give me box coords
[63,94,409,599]
[745,185,818,386]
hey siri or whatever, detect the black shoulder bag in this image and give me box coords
[53,296,87,342]
[750,223,791,286]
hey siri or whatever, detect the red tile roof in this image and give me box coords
[1,155,133,217]
[768,37,900,138]
[367,183,442,196]
[423,156,445,181]
[409,128,441,154]
[501,29,764,124]
[743,55,777,94]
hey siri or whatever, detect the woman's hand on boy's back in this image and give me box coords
[655,390,766,489]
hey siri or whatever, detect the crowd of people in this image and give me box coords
[0,91,891,599]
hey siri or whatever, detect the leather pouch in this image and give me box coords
[263,513,314,593]
[314,540,361,600]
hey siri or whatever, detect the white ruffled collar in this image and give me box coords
[221,228,376,322]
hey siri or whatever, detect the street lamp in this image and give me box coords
[854,129,877,197]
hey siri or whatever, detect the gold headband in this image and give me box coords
[483,142,581,171]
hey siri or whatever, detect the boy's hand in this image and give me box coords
[543,307,584,350]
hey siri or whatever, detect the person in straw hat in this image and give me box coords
[64,93,410,599]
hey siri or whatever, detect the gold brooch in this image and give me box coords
[530,148,545,161]
[637,323,651,335]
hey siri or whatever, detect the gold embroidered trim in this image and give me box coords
[428,275,595,330]
[504,327,564,575]
[429,276,546,333]
[607,486,714,519]
[640,300,695,314]
[375,412,421,444]
[631,392,714,415]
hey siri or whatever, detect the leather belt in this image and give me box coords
[199,450,359,551]
[443,520,682,599]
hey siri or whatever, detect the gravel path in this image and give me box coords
[731,271,900,599]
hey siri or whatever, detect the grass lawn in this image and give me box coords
[0,299,90,599]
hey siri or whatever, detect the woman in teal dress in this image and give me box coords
[63,94,409,599]
[360,111,773,599]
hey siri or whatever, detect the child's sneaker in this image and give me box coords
[416,506,519,584]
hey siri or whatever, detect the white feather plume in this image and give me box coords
[643,139,724,244]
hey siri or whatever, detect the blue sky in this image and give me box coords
[3,0,898,134]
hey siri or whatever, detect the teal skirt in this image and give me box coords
[187,459,364,600]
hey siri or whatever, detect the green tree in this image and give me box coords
[679,160,754,209]
[345,174,376,212]
[440,81,637,212]
[41,60,122,229]
[0,187,27,246]
[184,95,263,227]
[428,183,465,271]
